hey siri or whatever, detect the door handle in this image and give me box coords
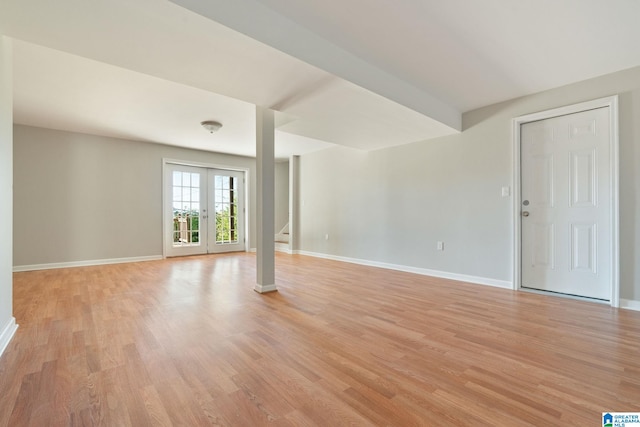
[522,211,530,217]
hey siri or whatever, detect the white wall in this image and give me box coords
[0,36,17,357]
[13,125,257,267]
[299,66,640,301]
[274,160,289,232]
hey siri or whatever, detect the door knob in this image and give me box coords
[522,211,530,217]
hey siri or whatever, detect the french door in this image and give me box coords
[208,169,245,253]
[165,163,245,257]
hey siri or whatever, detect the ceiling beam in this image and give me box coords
[170,0,461,132]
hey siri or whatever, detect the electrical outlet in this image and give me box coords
[437,241,444,251]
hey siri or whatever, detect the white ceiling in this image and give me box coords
[2,0,640,158]
[12,39,331,158]
[246,0,640,111]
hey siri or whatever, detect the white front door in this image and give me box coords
[165,164,246,257]
[521,107,611,300]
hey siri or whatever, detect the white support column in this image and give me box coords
[289,155,300,253]
[254,106,277,293]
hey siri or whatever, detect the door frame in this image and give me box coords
[162,158,250,258]
[511,96,620,307]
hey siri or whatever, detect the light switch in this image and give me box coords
[501,186,510,197]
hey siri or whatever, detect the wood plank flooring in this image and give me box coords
[1,253,639,426]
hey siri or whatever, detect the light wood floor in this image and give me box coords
[1,253,639,426]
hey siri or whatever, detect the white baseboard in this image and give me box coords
[249,246,293,254]
[0,317,18,359]
[620,299,640,311]
[13,255,163,272]
[294,250,513,290]
[275,243,292,254]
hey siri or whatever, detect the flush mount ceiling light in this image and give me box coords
[201,120,223,133]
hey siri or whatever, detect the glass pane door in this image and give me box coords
[208,169,245,253]
[165,164,207,257]
[164,164,245,257]
[172,170,201,246]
